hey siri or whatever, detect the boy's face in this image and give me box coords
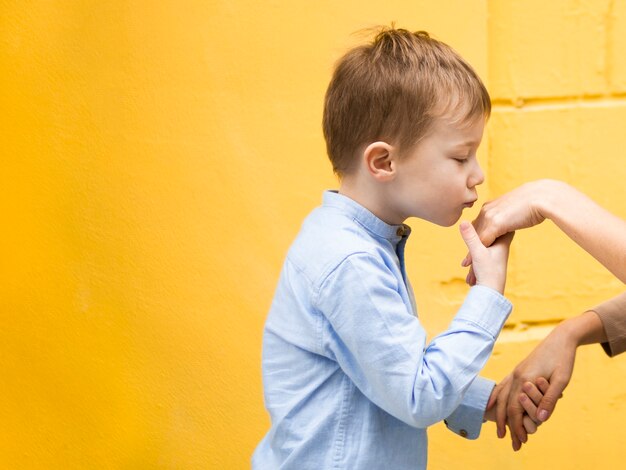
[389,115,485,226]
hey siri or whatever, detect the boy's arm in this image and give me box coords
[314,222,513,431]
[314,253,512,430]
[444,375,544,440]
[443,376,494,439]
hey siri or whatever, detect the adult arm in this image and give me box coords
[530,292,626,424]
[592,292,626,357]
[472,180,626,283]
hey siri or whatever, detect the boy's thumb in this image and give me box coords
[460,221,483,255]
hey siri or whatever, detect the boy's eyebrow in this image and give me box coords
[449,139,480,149]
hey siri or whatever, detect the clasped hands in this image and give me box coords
[484,316,576,450]
[465,182,577,451]
[482,325,575,452]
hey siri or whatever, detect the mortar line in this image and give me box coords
[493,94,626,112]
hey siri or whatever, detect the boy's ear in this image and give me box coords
[363,141,396,181]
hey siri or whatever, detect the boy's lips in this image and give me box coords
[463,200,476,208]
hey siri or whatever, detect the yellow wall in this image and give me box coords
[1,0,625,468]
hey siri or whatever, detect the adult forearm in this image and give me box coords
[555,310,607,347]
[537,180,626,283]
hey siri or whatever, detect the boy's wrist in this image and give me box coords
[476,279,504,295]
[483,403,495,422]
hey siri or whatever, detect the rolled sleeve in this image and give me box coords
[444,376,494,440]
[591,292,626,357]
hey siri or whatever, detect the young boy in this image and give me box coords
[253,27,525,469]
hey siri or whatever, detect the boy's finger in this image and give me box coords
[522,415,538,435]
[508,403,527,446]
[459,221,485,258]
[461,252,473,267]
[510,423,523,451]
[496,391,507,439]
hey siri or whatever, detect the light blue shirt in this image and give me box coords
[253,191,512,469]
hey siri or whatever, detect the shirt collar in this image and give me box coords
[322,190,411,242]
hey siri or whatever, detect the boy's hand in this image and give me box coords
[485,376,546,449]
[459,221,514,294]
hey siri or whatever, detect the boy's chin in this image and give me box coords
[428,213,462,227]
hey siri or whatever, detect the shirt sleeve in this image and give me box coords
[444,376,494,440]
[313,252,512,430]
[590,292,626,357]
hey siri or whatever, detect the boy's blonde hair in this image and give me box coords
[322,27,491,177]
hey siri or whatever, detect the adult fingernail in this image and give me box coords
[538,410,548,421]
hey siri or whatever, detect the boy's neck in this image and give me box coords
[338,179,404,226]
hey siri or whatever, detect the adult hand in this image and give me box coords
[461,180,555,276]
[459,221,514,294]
[472,180,551,247]
[496,325,577,450]
[465,179,626,283]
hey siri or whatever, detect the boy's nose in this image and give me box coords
[469,163,485,188]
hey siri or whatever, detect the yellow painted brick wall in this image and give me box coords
[429,2,626,469]
[1,0,625,468]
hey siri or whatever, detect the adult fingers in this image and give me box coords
[536,376,568,422]
[472,211,498,247]
[489,230,515,256]
[536,377,562,397]
[466,266,477,286]
[522,381,543,407]
[535,377,550,395]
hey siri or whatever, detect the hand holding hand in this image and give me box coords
[472,180,552,247]
[485,376,544,449]
[492,326,577,450]
[459,221,514,294]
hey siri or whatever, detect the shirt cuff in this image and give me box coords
[443,376,494,440]
[452,285,513,339]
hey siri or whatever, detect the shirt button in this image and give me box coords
[396,227,405,236]
[459,429,468,438]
